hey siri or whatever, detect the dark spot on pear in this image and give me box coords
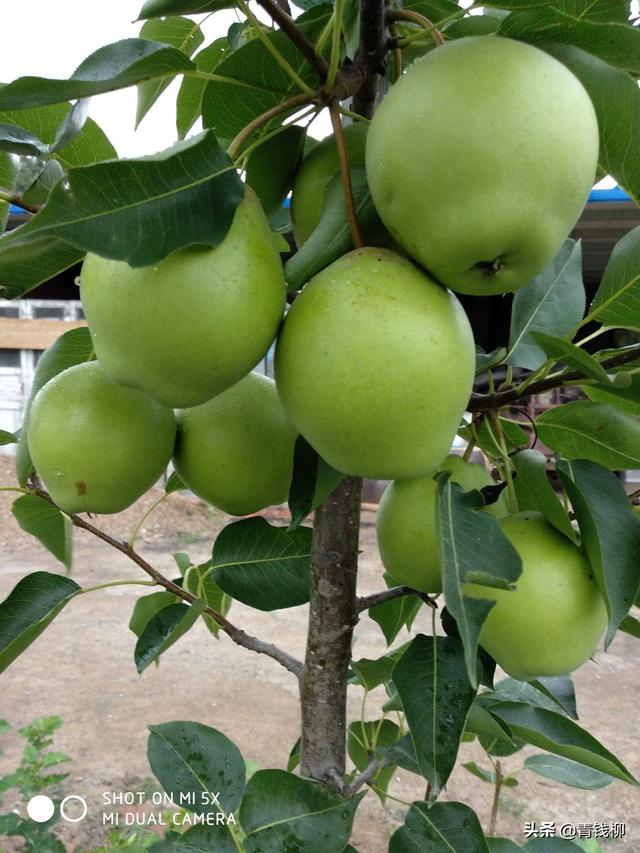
[75,481,87,495]
[475,258,504,277]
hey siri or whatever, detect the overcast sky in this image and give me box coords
[0,2,614,188]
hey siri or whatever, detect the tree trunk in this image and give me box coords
[300,475,363,785]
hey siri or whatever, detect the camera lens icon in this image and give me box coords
[27,794,88,823]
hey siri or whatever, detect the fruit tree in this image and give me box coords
[0,0,639,849]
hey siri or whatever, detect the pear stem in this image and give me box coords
[329,100,365,249]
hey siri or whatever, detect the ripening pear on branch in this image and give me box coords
[27,362,176,515]
[376,454,508,594]
[366,36,599,295]
[173,372,298,517]
[463,512,607,681]
[275,248,475,480]
[80,188,286,409]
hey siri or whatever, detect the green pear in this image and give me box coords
[366,36,599,295]
[376,454,507,594]
[464,512,607,680]
[291,123,368,247]
[173,372,297,516]
[275,248,475,479]
[80,188,285,408]
[27,362,176,514]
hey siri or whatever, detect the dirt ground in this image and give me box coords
[0,454,638,852]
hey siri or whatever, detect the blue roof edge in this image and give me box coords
[588,187,631,202]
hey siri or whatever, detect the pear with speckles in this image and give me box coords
[366,36,599,295]
[27,362,176,514]
[80,188,286,408]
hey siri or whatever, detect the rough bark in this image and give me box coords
[352,0,389,117]
[300,475,363,784]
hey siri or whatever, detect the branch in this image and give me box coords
[344,756,390,796]
[227,91,317,160]
[352,0,389,117]
[386,9,444,46]
[357,585,427,612]
[255,0,329,78]
[0,188,40,215]
[468,344,640,412]
[329,100,364,249]
[36,491,303,678]
[300,476,363,786]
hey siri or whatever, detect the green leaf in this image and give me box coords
[135,599,205,672]
[392,635,476,797]
[287,436,344,531]
[620,613,640,638]
[536,401,640,469]
[436,476,522,685]
[176,39,228,140]
[506,239,585,370]
[285,168,385,291]
[165,470,186,494]
[0,103,116,168]
[475,346,508,376]
[136,17,204,128]
[483,0,630,24]
[545,45,640,204]
[511,450,576,541]
[588,224,640,330]
[500,7,640,75]
[557,459,640,645]
[148,721,245,818]
[201,7,330,141]
[15,326,94,486]
[378,734,421,776]
[0,572,80,673]
[246,125,305,219]
[465,701,518,751]
[0,39,195,110]
[445,13,504,37]
[347,719,399,802]
[183,562,231,637]
[530,331,612,384]
[459,416,529,458]
[0,429,17,445]
[139,0,236,18]
[487,701,636,783]
[490,676,578,719]
[0,131,244,282]
[463,761,518,786]
[212,517,312,610]
[369,581,422,646]
[530,676,578,719]
[173,823,237,853]
[11,495,73,570]
[524,754,615,789]
[585,373,640,416]
[129,591,179,638]
[488,839,522,853]
[0,235,85,301]
[389,801,491,852]
[350,644,410,690]
[239,769,363,852]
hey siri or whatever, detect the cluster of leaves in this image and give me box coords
[0,0,639,849]
[0,716,69,853]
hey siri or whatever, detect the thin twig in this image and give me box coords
[255,0,329,78]
[35,490,303,678]
[0,188,40,215]
[227,91,317,159]
[344,756,390,796]
[468,344,640,412]
[329,100,364,249]
[489,760,503,836]
[386,9,444,45]
[357,585,421,612]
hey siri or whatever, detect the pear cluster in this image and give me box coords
[26,34,606,681]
